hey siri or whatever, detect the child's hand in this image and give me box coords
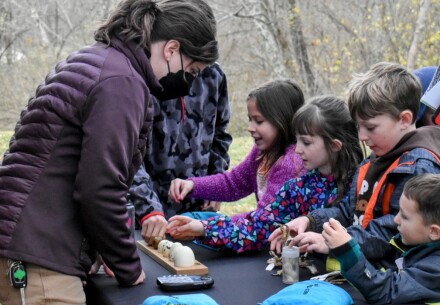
[89,255,115,278]
[291,232,329,254]
[322,218,351,249]
[268,217,310,254]
[141,215,168,245]
[169,179,194,203]
[167,215,205,239]
[132,270,145,286]
[202,200,221,212]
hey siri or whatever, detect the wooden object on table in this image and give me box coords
[136,240,209,275]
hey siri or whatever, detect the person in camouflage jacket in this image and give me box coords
[128,63,232,243]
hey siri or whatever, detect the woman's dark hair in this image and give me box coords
[94,0,218,63]
[247,79,304,173]
[293,95,365,203]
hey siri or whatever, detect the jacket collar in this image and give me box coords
[391,234,440,256]
[109,36,162,93]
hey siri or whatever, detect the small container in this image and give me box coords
[126,202,135,238]
[282,246,299,284]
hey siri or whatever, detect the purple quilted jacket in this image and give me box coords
[0,38,158,285]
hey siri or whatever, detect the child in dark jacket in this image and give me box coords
[270,62,440,268]
[413,66,437,127]
[128,63,232,244]
[323,174,440,304]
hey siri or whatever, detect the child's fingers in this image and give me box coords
[269,231,283,253]
[329,218,341,228]
[103,263,115,277]
[178,188,190,201]
[169,180,190,202]
[268,228,281,242]
[322,221,335,234]
[328,218,347,232]
[167,215,191,230]
[176,222,192,234]
[166,218,182,231]
[321,229,330,242]
[298,244,308,253]
[168,180,180,202]
[178,181,194,200]
[290,233,309,246]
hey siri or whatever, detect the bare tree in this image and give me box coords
[287,0,317,95]
[1,0,440,132]
[0,1,29,64]
[407,0,431,70]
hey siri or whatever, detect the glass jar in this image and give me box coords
[126,202,135,238]
[281,246,299,284]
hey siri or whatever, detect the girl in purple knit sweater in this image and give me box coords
[167,96,364,253]
[170,79,306,222]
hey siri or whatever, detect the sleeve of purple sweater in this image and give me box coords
[188,145,261,202]
[231,144,305,221]
[257,144,305,209]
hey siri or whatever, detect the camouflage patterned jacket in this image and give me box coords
[129,63,232,222]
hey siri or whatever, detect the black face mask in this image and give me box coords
[152,53,195,101]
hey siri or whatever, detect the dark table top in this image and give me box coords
[85,231,368,305]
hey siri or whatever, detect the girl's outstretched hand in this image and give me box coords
[169,179,195,203]
[322,218,351,249]
[167,215,205,239]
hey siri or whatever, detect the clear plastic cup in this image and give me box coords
[282,246,299,284]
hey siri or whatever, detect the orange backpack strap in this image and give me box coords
[362,157,401,228]
[381,183,395,215]
[356,162,371,194]
[364,148,440,228]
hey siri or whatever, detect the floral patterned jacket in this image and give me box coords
[197,169,351,253]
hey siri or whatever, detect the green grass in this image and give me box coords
[219,136,256,216]
[0,131,13,160]
[0,130,256,216]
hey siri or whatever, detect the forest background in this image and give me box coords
[1,0,440,133]
[1,0,440,213]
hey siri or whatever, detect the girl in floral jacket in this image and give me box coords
[170,79,306,221]
[167,96,364,253]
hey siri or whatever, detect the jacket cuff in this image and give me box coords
[332,238,362,272]
[140,211,165,225]
[306,215,316,232]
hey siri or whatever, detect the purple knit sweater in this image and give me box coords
[189,144,306,220]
